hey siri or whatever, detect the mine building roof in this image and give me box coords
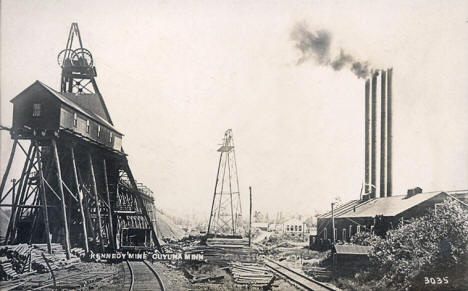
[318,190,468,219]
[11,81,122,135]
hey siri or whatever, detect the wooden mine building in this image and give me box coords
[0,23,161,258]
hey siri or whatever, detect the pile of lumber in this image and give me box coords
[0,257,19,280]
[184,245,258,264]
[206,237,249,248]
[229,262,275,287]
[30,244,80,273]
[0,243,80,279]
[182,237,257,264]
[0,244,33,279]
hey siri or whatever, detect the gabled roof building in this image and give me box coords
[10,81,123,153]
[312,189,468,250]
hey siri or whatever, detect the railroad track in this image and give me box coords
[264,258,336,291]
[123,260,165,291]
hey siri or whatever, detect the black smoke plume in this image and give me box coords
[290,23,373,79]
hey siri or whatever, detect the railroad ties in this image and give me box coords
[121,260,165,291]
[264,258,336,291]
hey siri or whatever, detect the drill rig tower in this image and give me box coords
[207,129,243,237]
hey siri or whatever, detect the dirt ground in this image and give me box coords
[1,236,326,290]
[142,260,302,290]
[0,259,304,290]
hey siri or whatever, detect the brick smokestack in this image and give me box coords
[364,80,370,197]
[386,68,393,196]
[380,70,386,198]
[371,72,378,199]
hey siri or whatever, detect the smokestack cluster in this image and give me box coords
[364,68,393,199]
[289,22,393,199]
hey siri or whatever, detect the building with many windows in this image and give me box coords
[283,219,309,238]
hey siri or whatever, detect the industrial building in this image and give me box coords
[311,69,468,250]
[313,189,468,249]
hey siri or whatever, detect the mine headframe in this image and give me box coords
[57,22,112,125]
[207,129,243,238]
[0,23,161,258]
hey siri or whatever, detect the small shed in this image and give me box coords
[332,244,371,268]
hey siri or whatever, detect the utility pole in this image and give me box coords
[331,202,335,244]
[249,186,252,247]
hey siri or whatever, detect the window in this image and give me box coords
[97,125,101,138]
[357,225,361,233]
[86,120,90,133]
[342,229,347,240]
[73,113,77,127]
[298,225,302,232]
[349,225,353,238]
[295,225,298,231]
[323,228,327,239]
[33,103,41,117]
[109,132,113,143]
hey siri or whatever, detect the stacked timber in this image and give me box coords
[229,262,275,287]
[181,237,258,264]
[206,237,249,248]
[0,244,32,278]
[31,244,80,273]
[0,257,19,280]
[0,243,80,279]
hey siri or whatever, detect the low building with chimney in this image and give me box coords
[311,188,468,250]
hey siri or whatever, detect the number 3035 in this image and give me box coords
[424,277,448,285]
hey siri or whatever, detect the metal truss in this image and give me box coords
[207,129,243,236]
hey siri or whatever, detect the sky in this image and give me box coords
[1,0,468,220]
